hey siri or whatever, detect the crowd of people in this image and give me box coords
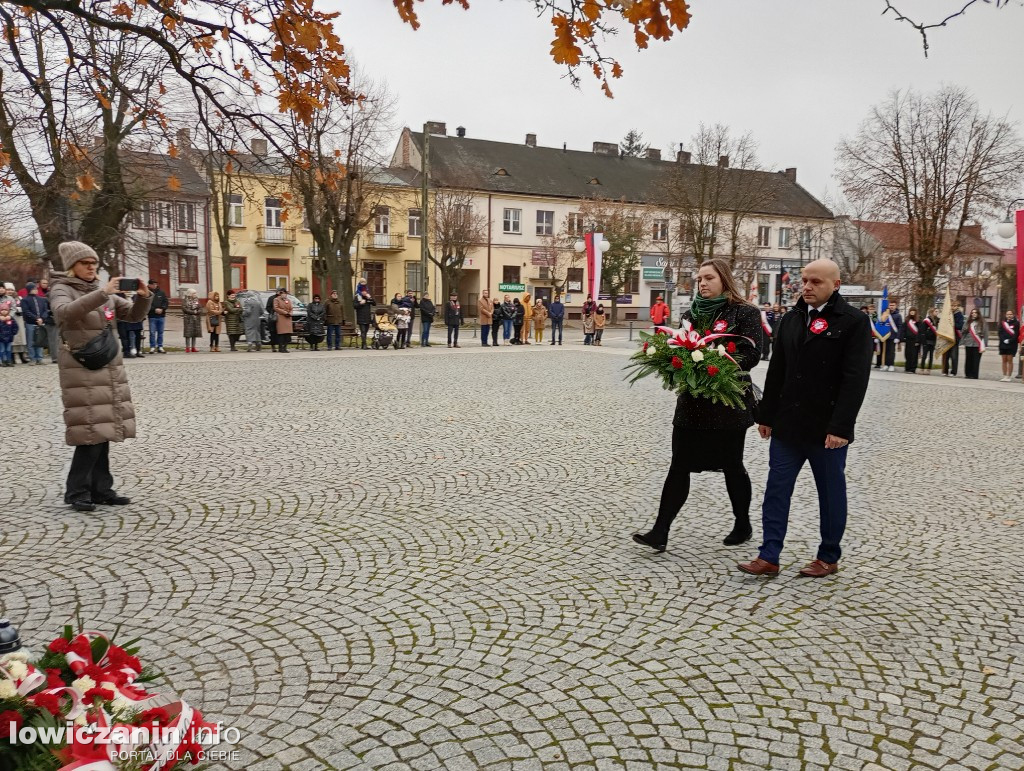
[757,299,1023,382]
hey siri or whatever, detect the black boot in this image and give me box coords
[631,531,667,553]
[722,518,752,546]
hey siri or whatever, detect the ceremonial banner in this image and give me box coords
[935,286,957,359]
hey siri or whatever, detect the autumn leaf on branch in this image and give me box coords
[76,173,96,191]
[167,175,181,192]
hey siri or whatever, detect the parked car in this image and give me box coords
[236,290,307,342]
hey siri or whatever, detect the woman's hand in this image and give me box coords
[104,277,123,295]
[135,279,151,298]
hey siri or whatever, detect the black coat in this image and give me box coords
[353,295,375,325]
[420,298,436,322]
[998,318,1020,354]
[444,301,463,326]
[921,317,938,346]
[305,302,326,336]
[673,302,764,430]
[902,316,921,345]
[758,292,872,444]
[513,303,525,323]
[147,288,169,318]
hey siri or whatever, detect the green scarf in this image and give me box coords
[690,294,728,329]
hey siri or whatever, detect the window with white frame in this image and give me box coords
[408,208,422,237]
[757,226,771,247]
[703,222,716,243]
[567,212,584,236]
[536,210,554,236]
[132,202,152,229]
[778,227,792,249]
[265,197,283,228]
[176,202,195,231]
[799,227,812,249]
[503,208,521,234]
[652,219,669,242]
[227,194,243,227]
[159,202,174,230]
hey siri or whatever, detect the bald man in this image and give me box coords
[738,259,872,578]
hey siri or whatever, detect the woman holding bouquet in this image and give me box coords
[632,258,763,551]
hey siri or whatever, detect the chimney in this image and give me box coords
[176,128,191,151]
[250,138,268,156]
[645,148,662,161]
[526,133,537,148]
[593,141,618,156]
[676,150,691,164]
[425,121,447,136]
[962,223,982,239]
[718,155,729,168]
[456,126,466,138]
[783,167,797,183]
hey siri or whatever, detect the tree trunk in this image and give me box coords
[916,264,940,314]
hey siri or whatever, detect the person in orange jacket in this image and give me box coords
[650,295,670,328]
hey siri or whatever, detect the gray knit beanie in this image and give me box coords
[58,241,99,271]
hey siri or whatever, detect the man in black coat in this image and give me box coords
[419,293,436,346]
[353,287,375,349]
[738,259,872,578]
[146,279,169,353]
[444,292,463,348]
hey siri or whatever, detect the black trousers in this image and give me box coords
[875,339,896,367]
[65,442,114,503]
[942,344,959,375]
[491,321,501,345]
[761,335,771,360]
[904,341,919,372]
[920,344,935,370]
[447,324,459,345]
[964,347,982,379]
[359,323,370,346]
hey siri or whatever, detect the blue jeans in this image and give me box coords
[0,341,11,362]
[28,328,44,361]
[759,437,849,565]
[502,319,513,341]
[326,324,341,348]
[550,318,563,342]
[148,316,165,349]
[481,324,491,345]
[421,321,432,345]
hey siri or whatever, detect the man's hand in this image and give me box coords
[825,434,849,449]
[758,424,772,439]
[155,308,163,314]
[135,279,151,298]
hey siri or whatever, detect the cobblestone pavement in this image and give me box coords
[2,342,1023,771]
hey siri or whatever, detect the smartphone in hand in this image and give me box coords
[118,278,140,292]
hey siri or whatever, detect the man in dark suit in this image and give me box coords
[738,259,872,578]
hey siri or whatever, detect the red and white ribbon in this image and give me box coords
[760,310,772,335]
[907,319,918,336]
[969,322,986,352]
[923,318,936,333]
[1003,320,1017,337]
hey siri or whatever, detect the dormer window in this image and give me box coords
[494,167,509,176]
[588,177,601,185]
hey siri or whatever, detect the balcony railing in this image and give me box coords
[257,225,298,245]
[364,233,406,251]
[137,228,199,249]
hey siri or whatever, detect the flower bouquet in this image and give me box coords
[1,622,215,770]
[624,319,752,409]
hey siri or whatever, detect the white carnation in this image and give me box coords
[71,675,96,695]
[645,346,655,356]
[716,344,726,355]
[1,651,29,663]
[6,660,27,680]
[0,679,16,698]
[691,350,704,362]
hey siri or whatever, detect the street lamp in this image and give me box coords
[996,198,1024,240]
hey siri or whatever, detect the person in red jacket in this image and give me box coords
[650,295,670,328]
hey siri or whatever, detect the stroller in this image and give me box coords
[371,308,396,350]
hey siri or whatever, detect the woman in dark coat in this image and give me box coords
[998,310,1020,381]
[223,289,244,351]
[633,258,764,551]
[353,286,375,349]
[902,307,921,373]
[920,307,939,374]
[491,299,502,348]
[511,298,525,344]
[305,294,327,350]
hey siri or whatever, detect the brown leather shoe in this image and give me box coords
[798,559,839,577]
[737,558,779,576]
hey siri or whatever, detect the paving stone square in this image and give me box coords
[1,340,1022,770]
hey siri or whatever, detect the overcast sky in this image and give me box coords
[328,0,1023,241]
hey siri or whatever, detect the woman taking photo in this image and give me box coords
[205,291,223,352]
[902,307,921,373]
[49,241,151,512]
[998,310,1020,381]
[182,288,202,353]
[633,258,763,551]
[962,307,986,380]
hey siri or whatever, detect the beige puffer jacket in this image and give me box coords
[49,274,151,446]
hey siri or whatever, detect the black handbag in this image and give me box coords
[32,325,48,347]
[63,324,120,370]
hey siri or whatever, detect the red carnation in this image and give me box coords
[0,710,23,738]
[726,342,736,353]
[671,356,683,369]
[46,668,66,688]
[83,664,106,682]
[84,687,115,703]
[68,638,91,658]
[48,638,70,654]
[707,365,720,376]
[30,692,62,716]
[642,342,649,351]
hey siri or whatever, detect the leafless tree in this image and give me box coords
[577,197,651,323]
[836,86,1024,309]
[428,188,488,302]
[661,124,777,268]
[537,226,584,296]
